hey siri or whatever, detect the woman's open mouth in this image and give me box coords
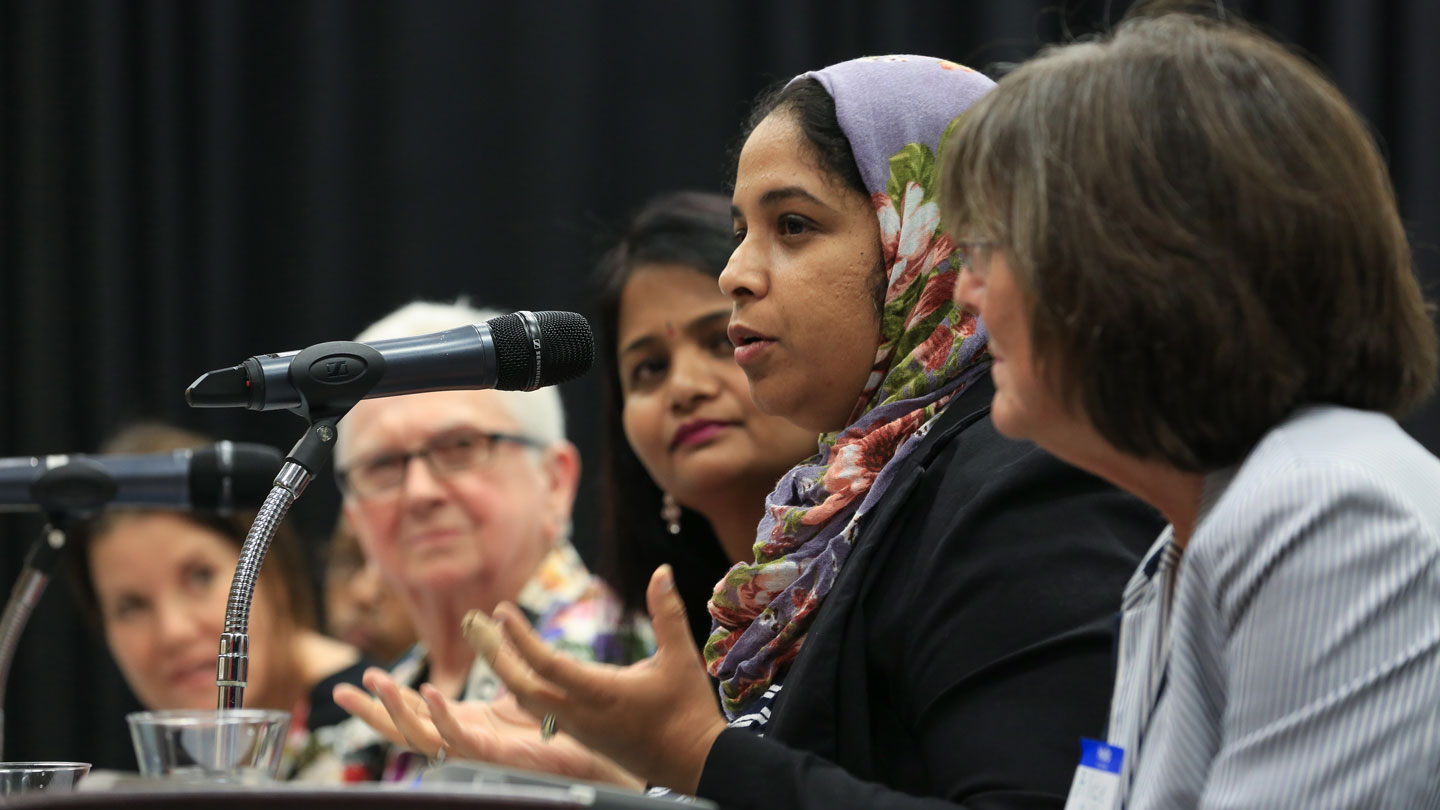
[728,324,776,367]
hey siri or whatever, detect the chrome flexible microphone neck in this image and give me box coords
[216,461,310,709]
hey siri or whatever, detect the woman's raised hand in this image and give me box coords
[332,565,727,793]
[334,667,644,788]
[333,667,438,753]
[423,686,643,788]
[482,564,728,794]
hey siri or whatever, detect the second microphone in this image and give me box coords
[186,310,594,412]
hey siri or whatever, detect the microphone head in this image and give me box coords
[488,311,595,390]
[534,310,595,387]
[189,442,284,511]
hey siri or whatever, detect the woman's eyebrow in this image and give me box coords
[686,310,732,333]
[732,186,830,219]
[620,334,659,356]
[759,186,828,208]
[621,310,730,356]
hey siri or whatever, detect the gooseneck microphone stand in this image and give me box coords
[0,460,118,758]
[215,424,330,709]
[216,341,384,710]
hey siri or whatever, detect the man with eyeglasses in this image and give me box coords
[298,299,652,783]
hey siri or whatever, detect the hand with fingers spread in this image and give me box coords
[483,564,726,794]
[333,667,439,754]
[335,662,645,788]
[418,684,645,788]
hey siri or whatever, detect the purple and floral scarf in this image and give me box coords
[704,56,997,720]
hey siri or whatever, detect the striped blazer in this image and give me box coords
[1106,406,1440,809]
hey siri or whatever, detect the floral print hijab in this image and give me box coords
[705,56,996,719]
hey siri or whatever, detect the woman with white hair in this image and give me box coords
[302,299,648,782]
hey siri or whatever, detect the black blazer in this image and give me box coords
[696,371,1163,810]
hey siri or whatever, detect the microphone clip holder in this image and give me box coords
[283,340,388,424]
[215,343,384,710]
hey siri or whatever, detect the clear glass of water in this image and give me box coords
[126,709,289,783]
[0,761,90,797]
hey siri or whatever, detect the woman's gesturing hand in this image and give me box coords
[423,685,644,788]
[333,667,439,754]
[334,667,644,789]
[484,564,728,794]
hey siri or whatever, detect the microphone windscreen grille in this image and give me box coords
[190,443,282,510]
[487,314,535,390]
[535,311,594,386]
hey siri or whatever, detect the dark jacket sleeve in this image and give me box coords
[697,416,1160,810]
[700,728,966,810]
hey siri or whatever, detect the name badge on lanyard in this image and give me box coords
[1063,738,1125,810]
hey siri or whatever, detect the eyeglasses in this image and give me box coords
[335,429,543,500]
[955,240,996,276]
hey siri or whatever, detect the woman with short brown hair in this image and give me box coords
[942,10,1435,473]
[946,7,1440,807]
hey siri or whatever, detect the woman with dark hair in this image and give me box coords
[67,423,370,778]
[945,9,1440,807]
[364,56,1163,809]
[591,190,819,650]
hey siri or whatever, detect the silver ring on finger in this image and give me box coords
[540,712,557,742]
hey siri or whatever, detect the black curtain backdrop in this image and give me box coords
[2,0,1437,769]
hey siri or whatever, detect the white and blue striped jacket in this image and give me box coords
[1107,406,1440,809]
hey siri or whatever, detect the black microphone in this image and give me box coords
[0,442,284,514]
[185,310,594,412]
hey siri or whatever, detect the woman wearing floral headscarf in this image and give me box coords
[360,56,1162,809]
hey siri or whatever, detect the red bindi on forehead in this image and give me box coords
[665,322,677,338]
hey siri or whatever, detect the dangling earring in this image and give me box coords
[660,492,682,535]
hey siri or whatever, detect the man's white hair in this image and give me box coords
[346,298,567,448]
